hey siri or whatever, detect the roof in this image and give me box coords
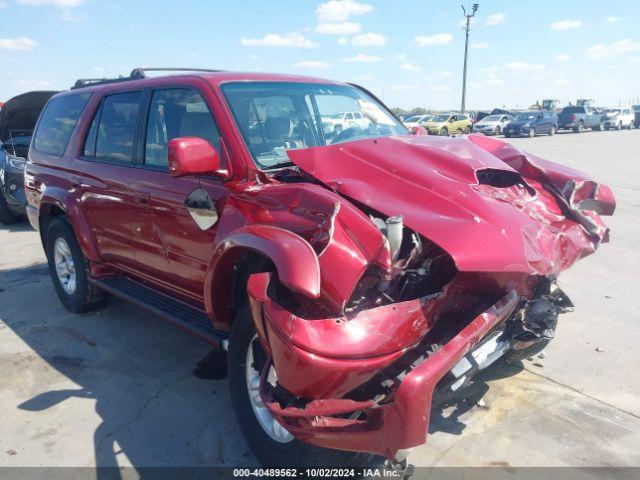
[69,68,347,94]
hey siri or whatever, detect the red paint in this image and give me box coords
[25,71,615,460]
[168,136,228,178]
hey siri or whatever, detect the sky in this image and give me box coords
[1,0,639,110]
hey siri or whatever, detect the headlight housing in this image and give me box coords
[6,155,27,170]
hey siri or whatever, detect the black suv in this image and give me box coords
[0,91,58,223]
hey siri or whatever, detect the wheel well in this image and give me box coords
[212,249,274,329]
[39,205,66,248]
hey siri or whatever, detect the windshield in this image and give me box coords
[431,114,451,122]
[605,109,620,115]
[515,112,537,121]
[405,115,424,122]
[562,107,584,114]
[222,82,407,169]
[482,115,503,122]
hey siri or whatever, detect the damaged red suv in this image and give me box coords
[25,68,615,468]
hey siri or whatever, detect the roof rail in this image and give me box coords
[72,67,224,89]
[129,67,224,79]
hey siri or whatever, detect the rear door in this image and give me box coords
[72,91,143,266]
[127,86,228,305]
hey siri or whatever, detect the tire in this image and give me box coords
[616,122,622,131]
[505,132,511,138]
[464,125,471,134]
[228,304,378,468]
[573,122,583,133]
[595,122,604,131]
[549,125,556,136]
[333,125,343,136]
[528,128,536,138]
[440,127,448,136]
[0,189,21,225]
[495,126,501,136]
[45,217,107,313]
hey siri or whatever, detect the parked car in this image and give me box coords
[422,112,472,135]
[602,107,635,130]
[25,68,614,469]
[557,105,603,132]
[403,114,432,129]
[0,90,58,224]
[321,111,369,136]
[471,114,514,136]
[633,105,640,128]
[504,111,558,137]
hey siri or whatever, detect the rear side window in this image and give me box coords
[83,91,142,164]
[33,93,91,156]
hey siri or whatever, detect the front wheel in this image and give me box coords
[616,122,622,131]
[228,304,377,468]
[440,127,448,136]
[528,128,536,138]
[573,122,584,133]
[45,217,107,313]
[464,125,471,134]
[495,126,501,136]
[549,125,556,136]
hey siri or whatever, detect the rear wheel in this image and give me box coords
[440,127,448,136]
[464,125,471,134]
[573,122,584,133]
[228,304,378,468]
[616,122,622,131]
[0,190,21,225]
[495,126,501,136]
[549,125,556,136]
[528,128,536,138]
[45,217,107,313]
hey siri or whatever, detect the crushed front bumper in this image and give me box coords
[248,272,520,458]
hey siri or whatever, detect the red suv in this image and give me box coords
[25,68,615,468]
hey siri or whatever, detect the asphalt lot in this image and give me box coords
[1,128,639,470]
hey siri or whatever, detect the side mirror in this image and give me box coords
[449,118,455,123]
[168,137,229,179]
[410,125,428,135]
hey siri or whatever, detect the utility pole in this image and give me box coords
[460,2,479,113]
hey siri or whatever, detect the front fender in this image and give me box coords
[205,224,321,325]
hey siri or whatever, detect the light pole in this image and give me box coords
[460,2,479,113]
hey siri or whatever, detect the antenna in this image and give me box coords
[460,2,479,113]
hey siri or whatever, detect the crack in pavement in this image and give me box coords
[94,370,194,453]
[523,366,640,421]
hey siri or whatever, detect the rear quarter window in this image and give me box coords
[33,93,92,156]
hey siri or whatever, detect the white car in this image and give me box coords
[403,114,432,129]
[472,114,514,136]
[321,111,369,136]
[602,107,635,130]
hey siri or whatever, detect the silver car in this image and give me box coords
[472,114,514,136]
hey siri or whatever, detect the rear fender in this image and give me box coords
[39,186,100,262]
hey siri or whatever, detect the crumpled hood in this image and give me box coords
[287,134,614,276]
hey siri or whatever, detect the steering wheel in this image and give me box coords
[332,126,365,144]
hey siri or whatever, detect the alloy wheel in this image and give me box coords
[54,237,77,295]
[245,335,294,443]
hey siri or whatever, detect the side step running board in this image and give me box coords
[96,276,228,346]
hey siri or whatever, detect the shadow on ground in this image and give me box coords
[0,265,255,477]
[429,362,524,436]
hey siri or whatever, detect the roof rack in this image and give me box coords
[72,67,224,89]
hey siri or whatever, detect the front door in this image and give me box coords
[127,87,228,305]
